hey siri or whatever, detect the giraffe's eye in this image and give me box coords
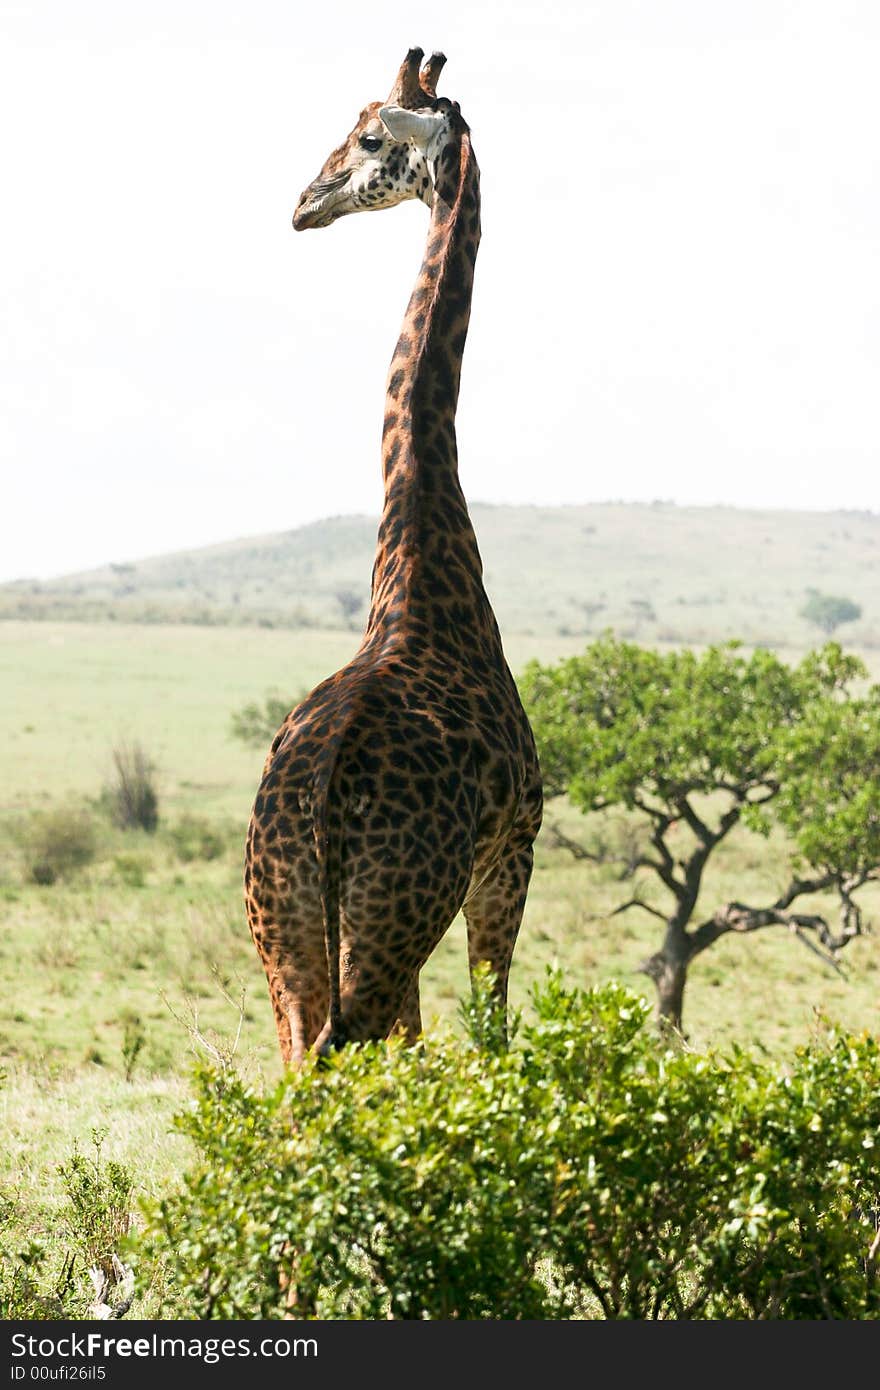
[359,134,383,153]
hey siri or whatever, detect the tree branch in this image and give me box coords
[774,873,836,910]
[745,784,779,805]
[787,920,848,973]
[610,895,669,925]
[542,820,604,863]
[707,778,780,807]
[87,1255,135,1320]
[645,816,687,903]
[677,794,742,849]
[676,798,713,845]
[717,801,743,839]
[631,793,673,828]
[687,893,861,974]
[543,818,647,880]
[839,873,877,942]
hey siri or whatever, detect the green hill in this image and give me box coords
[3,502,879,648]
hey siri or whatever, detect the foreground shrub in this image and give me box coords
[1,1128,135,1320]
[140,978,880,1320]
[523,981,880,1318]
[705,1032,880,1318]
[145,990,552,1319]
[20,805,97,885]
[0,1240,75,1319]
[58,1127,134,1280]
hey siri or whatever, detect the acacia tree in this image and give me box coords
[800,590,862,636]
[519,637,877,1031]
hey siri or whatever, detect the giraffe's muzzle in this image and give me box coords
[293,173,349,230]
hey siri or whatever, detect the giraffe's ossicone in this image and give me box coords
[245,49,543,1064]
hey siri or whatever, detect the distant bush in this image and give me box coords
[120,1015,146,1083]
[20,805,97,885]
[104,742,159,832]
[801,589,862,634]
[229,691,305,749]
[141,977,880,1320]
[335,586,365,628]
[112,851,152,887]
[165,814,226,863]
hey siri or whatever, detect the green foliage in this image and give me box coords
[1,1129,136,1319]
[0,1075,65,1315]
[0,1239,76,1320]
[144,993,552,1319]
[519,636,863,809]
[103,741,159,832]
[228,691,303,748]
[526,980,880,1318]
[166,813,227,863]
[57,1127,134,1278]
[707,1025,880,1318]
[140,979,880,1320]
[521,977,720,1317]
[801,590,862,635]
[121,1015,146,1083]
[19,804,98,885]
[774,690,880,880]
[519,638,875,1027]
[112,851,152,887]
[459,961,517,1054]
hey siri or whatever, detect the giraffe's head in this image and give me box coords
[293,48,462,231]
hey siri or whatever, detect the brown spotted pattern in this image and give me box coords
[245,51,543,1064]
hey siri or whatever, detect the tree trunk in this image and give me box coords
[640,925,692,1035]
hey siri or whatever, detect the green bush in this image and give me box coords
[704,1030,880,1318]
[228,690,306,749]
[1,1127,135,1320]
[121,1014,146,1083]
[20,805,97,885]
[112,851,152,887]
[165,814,226,863]
[800,590,862,635]
[140,978,880,1320]
[143,988,551,1318]
[0,1239,76,1320]
[523,981,880,1318]
[103,741,159,832]
[58,1128,134,1281]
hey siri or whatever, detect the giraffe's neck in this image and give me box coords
[363,126,500,663]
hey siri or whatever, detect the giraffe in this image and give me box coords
[245,48,543,1064]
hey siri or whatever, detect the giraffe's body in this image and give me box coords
[245,51,542,1063]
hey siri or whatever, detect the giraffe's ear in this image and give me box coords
[378,104,444,148]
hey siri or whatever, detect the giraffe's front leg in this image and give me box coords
[462,841,535,1039]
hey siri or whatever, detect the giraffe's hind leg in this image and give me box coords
[261,961,328,1067]
[393,975,423,1043]
[314,959,428,1052]
[462,841,535,1037]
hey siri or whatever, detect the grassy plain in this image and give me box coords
[1,618,879,1317]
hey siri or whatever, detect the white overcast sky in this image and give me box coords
[1,0,878,582]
